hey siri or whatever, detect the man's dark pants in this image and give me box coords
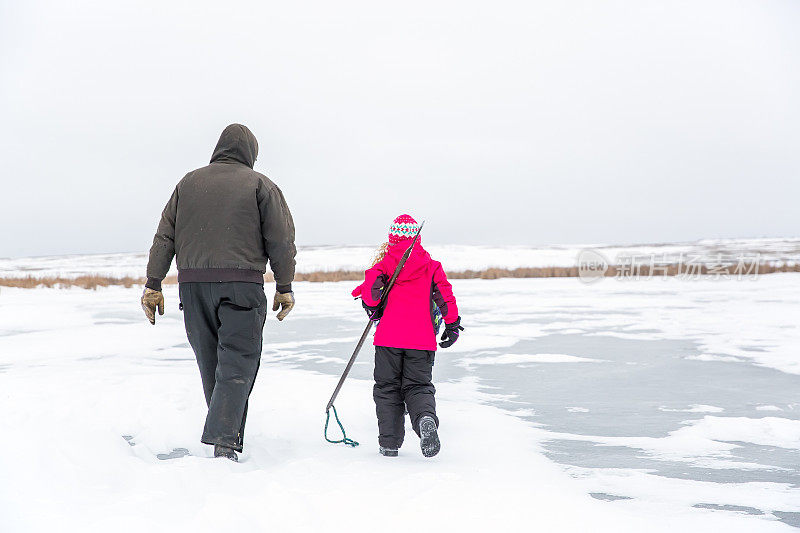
[179,281,267,452]
[373,345,438,449]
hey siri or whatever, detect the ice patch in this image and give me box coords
[659,405,725,413]
[465,353,607,365]
[685,354,745,363]
[682,416,800,450]
[442,334,522,354]
[545,416,800,468]
[569,466,800,523]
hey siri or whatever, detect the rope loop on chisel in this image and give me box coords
[324,404,359,447]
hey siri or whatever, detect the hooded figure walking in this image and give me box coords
[141,124,296,462]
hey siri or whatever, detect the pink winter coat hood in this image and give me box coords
[351,240,458,351]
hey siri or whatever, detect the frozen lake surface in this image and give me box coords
[1,274,799,531]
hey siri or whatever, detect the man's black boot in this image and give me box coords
[214,444,239,462]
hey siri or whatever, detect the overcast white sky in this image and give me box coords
[1,0,798,257]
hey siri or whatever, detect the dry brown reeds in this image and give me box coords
[0,275,178,290]
[0,263,797,289]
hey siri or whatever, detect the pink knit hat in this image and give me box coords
[388,214,420,244]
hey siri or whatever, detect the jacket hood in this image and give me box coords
[387,240,431,281]
[210,124,259,168]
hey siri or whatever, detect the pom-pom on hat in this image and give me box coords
[388,214,420,244]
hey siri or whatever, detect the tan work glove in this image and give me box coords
[272,291,295,321]
[141,288,165,325]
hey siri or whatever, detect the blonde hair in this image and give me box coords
[371,241,391,266]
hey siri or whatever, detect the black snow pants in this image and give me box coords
[179,282,267,452]
[373,345,438,449]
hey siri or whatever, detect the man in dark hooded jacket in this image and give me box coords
[141,123,296,461]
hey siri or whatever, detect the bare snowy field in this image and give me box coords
[1,273,799,531]
[1,237,798,279]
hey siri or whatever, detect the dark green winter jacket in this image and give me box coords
[145,124,296,292]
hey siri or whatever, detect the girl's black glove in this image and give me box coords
[439,316,464,348]
[362,300,384,321]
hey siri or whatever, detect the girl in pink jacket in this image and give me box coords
[351,215,463,458]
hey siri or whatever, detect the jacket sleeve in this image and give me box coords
[359,258,392,306]
[258,180,297,293]
[145,186,178,291]
[432,263,458,324]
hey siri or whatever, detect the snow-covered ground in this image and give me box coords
[1,274,799,531]
[1,237,799,278]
